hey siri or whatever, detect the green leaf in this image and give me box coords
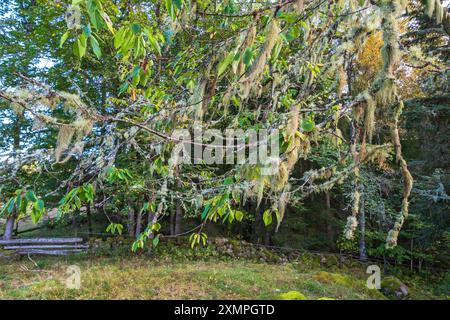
[223,176,234,186]
[75,196,82,209]
[173,0,182,10]
[201,204,211,220]
[131,65,141,78]
[132,73,140,86]
[141,202,149,213]
[25,190,38,202]
[275,208,282,228]
[101,12,115,34]
[151,222,161,232]
[201,233,207,246]
[116,224,123,235]
[227,210,235,223]
[243,48,253,67]
[83,24,92,37]
[74,34,87,58]
[263,209,273,226]
[20,197,28,213]
[152,234,160,247]
[7,198,15,214]
[301,118,315,132]
[217,51,234,77]
[165,0,176,21]
[114,27,126,48]
[87,1,99,29]
[60,31,70,48]
[31,208,41,224]
[147,32,161,55]
[15,194,21,210]
[118,82,129,94]
[90,35,102,58]
[235,210,244,222]
[131,23,141,35]
[36,199,45,211]
[190,233,198,249]
[119,33,135,56]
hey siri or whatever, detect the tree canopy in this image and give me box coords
[0,0,448,268]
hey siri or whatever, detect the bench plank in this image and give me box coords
[16,249,85,255]
[0,237,83,245]
[4,244,89,250]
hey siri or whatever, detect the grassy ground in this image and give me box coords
[0,253,390,300]
[0,222,447,300]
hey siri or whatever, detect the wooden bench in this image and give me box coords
[0,237,89,255]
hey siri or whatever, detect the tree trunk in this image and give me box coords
[86,204,92,237]
[264,229,271,245]
[72,208,79,234]
[3,217,16,241]
[358,186,368,261]
[325,191,331,209]
[174,199,182,236]
[127,207,135,239]
[148,211,159,241]
[135,207,142,238]
[4,113,22,241]
[325,191,334,247]
[13,113,22,157]
[169,212,175,235]
[14,220,19,236]
[174,171,183,237]
[253,204,262,244]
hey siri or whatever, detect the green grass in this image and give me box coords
[0,254,389,300]
[0,222,447,300]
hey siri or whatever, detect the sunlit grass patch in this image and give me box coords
[0,256,388,300]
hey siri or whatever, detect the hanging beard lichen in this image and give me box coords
[51,93,94,163]
[55,125,75,163]
[374,77,397,107]
[362,91,376,143]
[239,18,281,99]
[54,118,93,163]
[386,101,413,248]
[364,0,412,249]
[434,0,444,24]
[345,142,361,240]
[344,215,358,240]
[235,23,257,77]
[372,0,402,108]
[292,0,304,14]
[275,188,289,232]
[426,0,436,18]
[190,78,207,120]
[271,104,310,192]
[425,0,449,25]
[337,64,347,98]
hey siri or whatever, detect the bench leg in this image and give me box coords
[3,217,16,240]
